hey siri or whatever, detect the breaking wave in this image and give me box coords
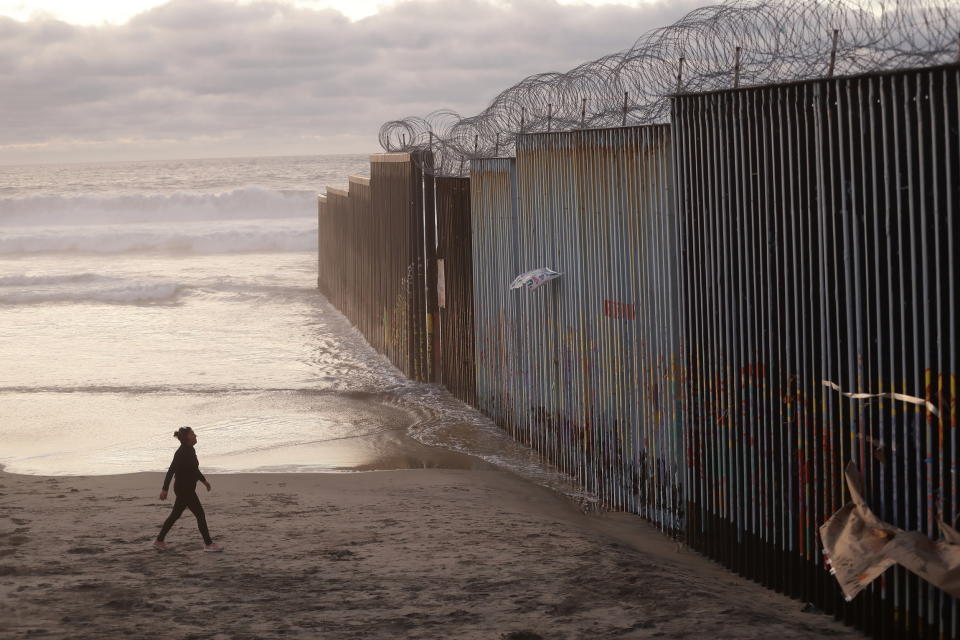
[0,218,317,255]
[0,281,185,305]
[0,186,317,228]
[0,272,109,286]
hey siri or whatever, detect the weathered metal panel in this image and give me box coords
[471,127,681,531]
[348,176,372,343]
[514,126,680,527]
[368,152,432,380]
[317,153,433,382]
[672,65,959,639]
[317,185,350,319]
[423,160,439,384]
[470,158,523,434]
[436,176,476,405]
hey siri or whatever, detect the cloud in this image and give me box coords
[0,0,701,163]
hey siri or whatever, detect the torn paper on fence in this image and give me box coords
[509,268,562,291]
[819,462,960,600]
[822,380,940,418]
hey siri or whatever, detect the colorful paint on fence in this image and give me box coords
[673,65,958,639]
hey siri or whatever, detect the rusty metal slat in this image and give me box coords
[436,177,477,405]
[318,154,433,382]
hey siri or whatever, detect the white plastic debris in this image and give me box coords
[509,267,562,291]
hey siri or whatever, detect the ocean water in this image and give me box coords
[0,155,530,478]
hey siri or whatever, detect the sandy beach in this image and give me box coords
[0,466,862,640]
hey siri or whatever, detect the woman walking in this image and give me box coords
[154,426,223,552]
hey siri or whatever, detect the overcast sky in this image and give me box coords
[0,0,701,164]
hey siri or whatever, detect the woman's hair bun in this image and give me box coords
[173,430,181,440]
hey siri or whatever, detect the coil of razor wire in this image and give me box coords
[379,0,960,176]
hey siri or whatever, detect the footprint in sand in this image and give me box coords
[102,595,148,611]
[501,631,544,640]
[67,547,104,555]
[0,532,30,547]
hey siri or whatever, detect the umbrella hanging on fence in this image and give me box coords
[509,268,562,291]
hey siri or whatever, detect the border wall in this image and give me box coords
[317,152,433,381]
[317,64,958,639]
[673,64,958,639]
[471,126,683,529]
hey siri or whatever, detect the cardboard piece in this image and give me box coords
[820,462,960,600]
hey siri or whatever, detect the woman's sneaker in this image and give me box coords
[203,543,224,552]
[153,540,170,551]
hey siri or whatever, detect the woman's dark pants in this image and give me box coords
[157,491,212,545]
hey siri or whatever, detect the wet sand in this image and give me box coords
[0,468,862,639]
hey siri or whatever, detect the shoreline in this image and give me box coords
[0,386,499,477]
[0,467,861,639]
